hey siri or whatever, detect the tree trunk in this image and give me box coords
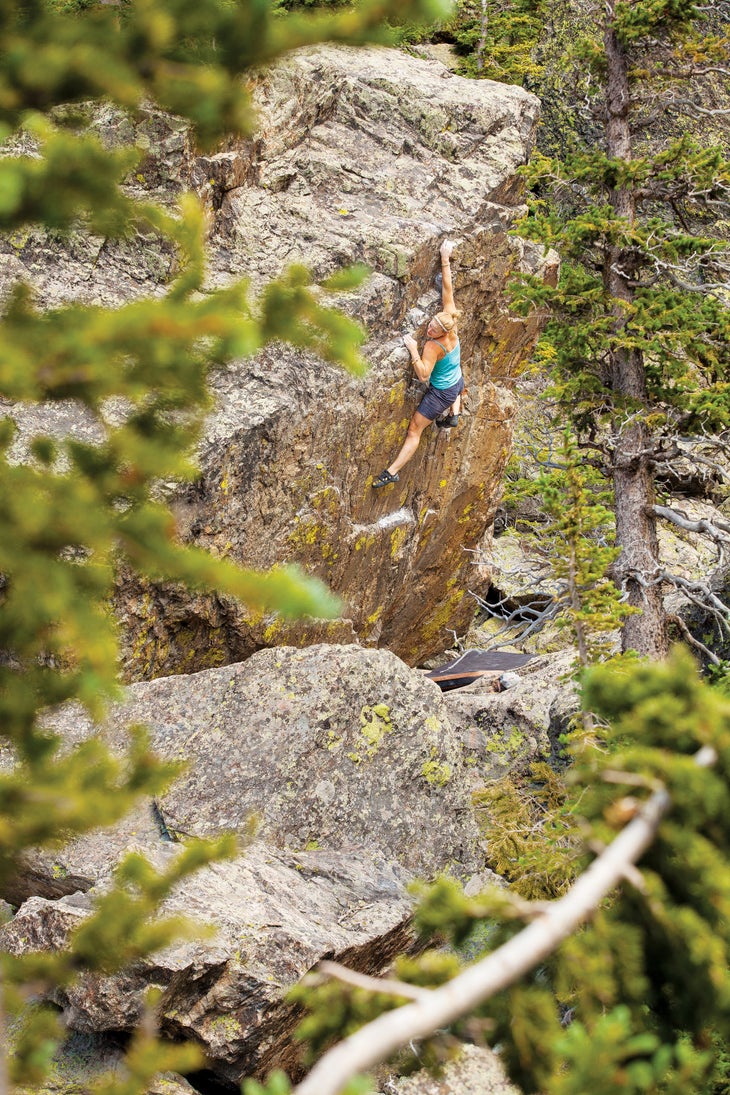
[604,4,669,658]
[612,423,668,657]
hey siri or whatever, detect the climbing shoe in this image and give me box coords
[372,469,399,488]
[436,415,459,429]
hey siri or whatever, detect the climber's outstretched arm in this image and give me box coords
[440,240,456,313]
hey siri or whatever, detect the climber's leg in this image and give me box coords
[373,411,432,486]
[388,410,432,475]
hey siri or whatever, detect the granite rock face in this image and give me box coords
[22,644,482,891]
[442,650,579,778]
[2,644,491,1084]
[1,843,418,1085]
[150,46,557,674]
[2,45,557,677]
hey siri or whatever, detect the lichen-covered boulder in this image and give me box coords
[380,1043,520,1094]
[41,644,482,884]
[2,842,417,1085]
[2,645,488,1086]
[2,799,162,908]
[442,651,579,778]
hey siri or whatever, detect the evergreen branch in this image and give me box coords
[294,748,717,1095]
[608,231,730,283]
[612,264,730,292]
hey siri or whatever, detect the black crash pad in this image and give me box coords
[426,650,533,692]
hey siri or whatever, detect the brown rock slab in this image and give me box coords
[2,45,558,677]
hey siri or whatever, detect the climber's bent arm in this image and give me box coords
[407,340,440,384]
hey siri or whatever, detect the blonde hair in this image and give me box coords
[433,310,461,333]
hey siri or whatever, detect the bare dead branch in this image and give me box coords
[667,270,730,294]
[314,962,431,1003]
[653,504,730,566]
[664,446,730,483]
[468,586,563,650]
[667,612,723,665]
[622,864,648,891]
[657,571,730,638]
[601,769,663,790]
[664,98,730,116]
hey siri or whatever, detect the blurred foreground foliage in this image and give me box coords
[0,0,446,1089]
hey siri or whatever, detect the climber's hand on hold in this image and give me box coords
[403,334,418,359]
[440,239,454,262]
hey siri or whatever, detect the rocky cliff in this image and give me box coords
[2,44,557,677]
[131,46,558,676]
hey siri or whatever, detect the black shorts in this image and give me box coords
[418,376,465,421]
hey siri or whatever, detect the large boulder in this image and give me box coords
[131,45,558,674]
[26,644,482,893]
[2,45,557,678]
[442,651,579,777]
[3,642,489,1086]
[0,644,497,1087]
[1,842,417,1086]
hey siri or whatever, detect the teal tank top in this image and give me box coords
[429,339,461,389]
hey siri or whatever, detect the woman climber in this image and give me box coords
[372,239,464,489]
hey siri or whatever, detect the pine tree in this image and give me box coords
[488,427,637,665]
[444,0,548,83]
[512,0,730,658]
